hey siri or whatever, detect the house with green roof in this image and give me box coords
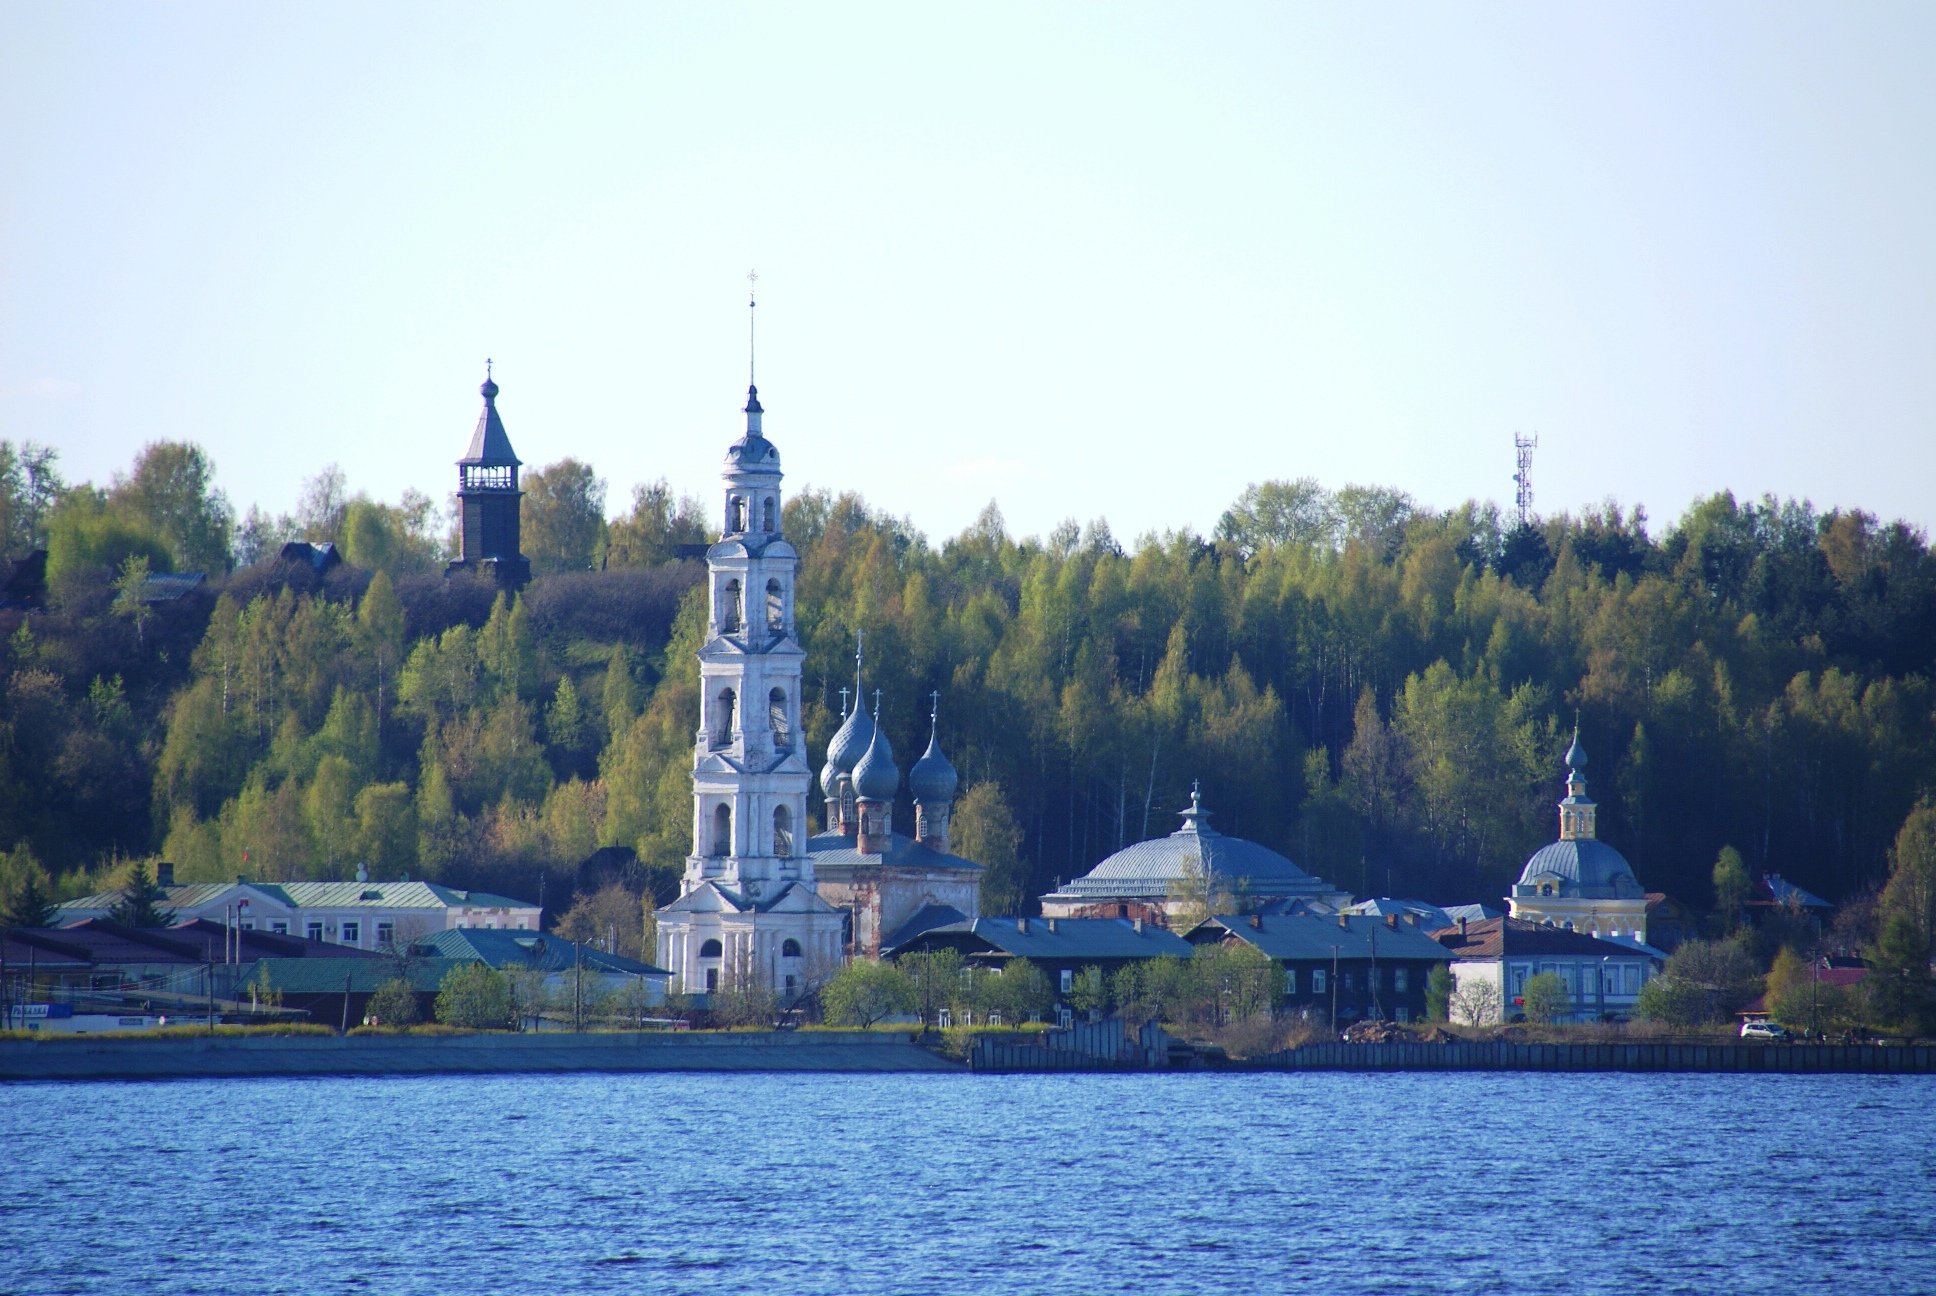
[56,864,542,952]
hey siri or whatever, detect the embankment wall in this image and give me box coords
[1254,1040,1936,1073]
[0,1030,963,1081]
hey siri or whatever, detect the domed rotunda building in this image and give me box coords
[1506,726,1649,943]
[1038,786,1349,926]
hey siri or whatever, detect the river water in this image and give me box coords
[3,1070,1931,1295]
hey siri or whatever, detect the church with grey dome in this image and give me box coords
[1506,725,1651,943]
[1038,786,1349,925]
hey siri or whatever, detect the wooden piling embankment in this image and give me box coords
[1250,1040,1936,1074]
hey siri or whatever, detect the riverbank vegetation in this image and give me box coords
[4,438,1936,1023]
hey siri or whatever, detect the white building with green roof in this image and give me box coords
[56,869,540,951]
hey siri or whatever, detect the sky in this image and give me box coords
[5,3,1934,548]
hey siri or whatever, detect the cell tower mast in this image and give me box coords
[1513,432,1538,528]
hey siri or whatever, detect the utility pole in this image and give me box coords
[341,974,351,1034]
[205,949,215,1034]
[1331,945,1340,1036]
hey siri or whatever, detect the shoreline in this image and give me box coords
[5,1029,1935,1081]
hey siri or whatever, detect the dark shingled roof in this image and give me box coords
[460,380,521,467]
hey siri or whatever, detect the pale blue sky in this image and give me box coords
[5,3,1932,546]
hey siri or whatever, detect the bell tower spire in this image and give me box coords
[656,292,841,1002]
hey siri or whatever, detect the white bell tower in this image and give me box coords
[656,288,844,1002]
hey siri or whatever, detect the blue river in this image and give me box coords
[3,1070,1931,1295]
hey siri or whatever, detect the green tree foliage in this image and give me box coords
[951,782,1026,913]
[821,958,917,1026]
[896,947,965,1025]
[110,441,235,573]
[0,439,65,557]
[434,963,512,1029]
[602,479,708,568]
[45,489,170,601]
[1712,845,1750,934]
[1634,938,1761,1026]
[1520,972,1570,1024]
[366,977,422,1027]
[1424,964,1454,1022]
[107,860,173,927]
[1879,800,1936,957]
[522,458,608,574]
[0,845,57,927]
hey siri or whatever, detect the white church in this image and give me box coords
[654,376,983,998]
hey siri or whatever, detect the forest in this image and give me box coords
[3,437,1935,955]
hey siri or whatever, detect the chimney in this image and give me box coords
[157,862,175,888]
[1338,913,1349,929]
[1386,913,1398,930]
[1404,913,1419,926]
[1134,917,1145,934]
[1249,913,1262,930]
[1046,917,1058,933]
[1017,916,1030,935]
[1459,916,1468,938]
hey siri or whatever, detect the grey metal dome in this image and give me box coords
[824,702,875,780]
[1516,839,1643,899]
[853,725,899,801]
[1044,790,1323,903]
[908,728,958,803]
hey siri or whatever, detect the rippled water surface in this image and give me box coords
[3,1070,1932,1295]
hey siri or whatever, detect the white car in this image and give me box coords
[1740,1020,1791,1041]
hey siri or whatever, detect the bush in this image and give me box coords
[822,959,916,1027]
[366,978,422,1027]
[434,964,513,1029]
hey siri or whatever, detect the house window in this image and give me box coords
[699,939,723,959]
[705,968,719,991]
[783,975,797,992]
[1394,968,1409,993]
[1058,1007,1073,1029]
[766,578,784,632]
[271,922,288,935]
[1284,968,1297,996]
[1342,971,1355,992]
[721,578,742,631]
[376,921,394,946]
[341,921,360,945]
[712,804,732,857]
[1396,1007,1410,1023]
[773,804,793,855]
[1312,969,1327,995]
[306,922,324,942]
[782,939,802,958]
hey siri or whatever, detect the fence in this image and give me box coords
[1251,1040,1936,1074]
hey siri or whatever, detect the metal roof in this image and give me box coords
[1516,839,1643,897]
[422,928,669,978]
[242,957,466,995]
[885,916,1194,962]
[1430,917,1656,962]
[57,879,538,916]
[1039,798,1323,903]
[1193,913,1451,962]
[807,830,983,873]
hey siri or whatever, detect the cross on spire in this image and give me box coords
[747,270,758,384]
[839,685,851,718]
[872,688,882,718]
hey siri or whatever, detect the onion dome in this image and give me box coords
[1564,724,1587,771]
[853,724,899,802]
[908,724,958,803]
[823,701,876,783]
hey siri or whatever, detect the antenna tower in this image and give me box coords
[1513,432,1538,528]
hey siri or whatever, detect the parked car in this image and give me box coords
[1740,1020,1791,1041]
